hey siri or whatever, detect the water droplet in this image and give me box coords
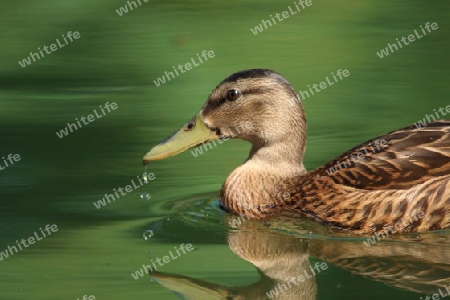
[143,230,154,240]
[140,192,151,200]
[142,173,149,184]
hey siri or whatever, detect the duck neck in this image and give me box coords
[220,113,308,217]
[247,141,306,173]
[246,102,307,172]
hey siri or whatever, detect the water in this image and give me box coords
[143,173,149,184]
[143,230,154,240]
[1,0,449,299]
[140,192,151,200]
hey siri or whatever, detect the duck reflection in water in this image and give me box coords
[148,215,450,300]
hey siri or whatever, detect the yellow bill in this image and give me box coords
[143,112,218,164]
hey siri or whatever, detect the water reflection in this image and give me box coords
[150,216,450,299]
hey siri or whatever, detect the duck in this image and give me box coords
[143,69,450,235]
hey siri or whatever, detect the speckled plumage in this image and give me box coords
[145,69,450,235]
[210,70,450,234]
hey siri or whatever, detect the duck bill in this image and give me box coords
[143,113,218,164]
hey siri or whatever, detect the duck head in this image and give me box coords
[143,69,309,217]
[143,69,307,166]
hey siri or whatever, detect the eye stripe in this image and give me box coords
[242,87,271,95]
[210,89,266,107]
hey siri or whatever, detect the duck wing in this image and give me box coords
[314,120,450,190]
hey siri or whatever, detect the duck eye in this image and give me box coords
[227,89,240,101]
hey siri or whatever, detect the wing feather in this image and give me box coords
[314,120,450,190]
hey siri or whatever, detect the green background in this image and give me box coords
[0,0,449,299]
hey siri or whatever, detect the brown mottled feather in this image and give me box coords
[315,121,450,190]
[279,121,450,234]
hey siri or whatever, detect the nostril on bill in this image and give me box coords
[185,121,194,131]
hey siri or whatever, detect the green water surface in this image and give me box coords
[0,0,449,299]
